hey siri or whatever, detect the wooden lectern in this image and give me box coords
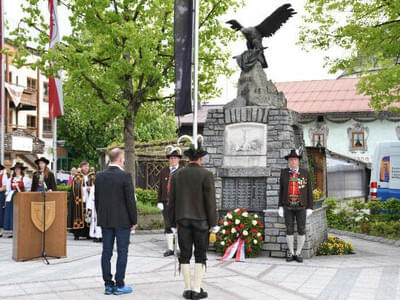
[12,191,67,262]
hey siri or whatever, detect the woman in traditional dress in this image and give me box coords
[31,157,57,192]
[3,162,31,238]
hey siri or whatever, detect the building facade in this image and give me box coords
[180,78,399,165]
[1,42,57,173]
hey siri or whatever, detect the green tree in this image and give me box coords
[58,77,176,168]
[134,101,177,142]
[10,0,243,183]
[57,78,124,168]
[299,0,400,111]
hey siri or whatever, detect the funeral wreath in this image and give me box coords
[215,208,264,258]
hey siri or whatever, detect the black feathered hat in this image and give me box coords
[178,135,208,160]
[284,149,302,160]
[165,146,182,159]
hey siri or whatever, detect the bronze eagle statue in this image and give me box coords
[227,3,296,71]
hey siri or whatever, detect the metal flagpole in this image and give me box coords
[0,0,5,164]
[192,0,199,149]
[52,117,57,174]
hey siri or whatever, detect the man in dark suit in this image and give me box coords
[278,149,313,263]
[157,147,182,257]
[95,147,137,295]
[169,142,218,300]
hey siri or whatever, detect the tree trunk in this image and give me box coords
[124,115,135,189]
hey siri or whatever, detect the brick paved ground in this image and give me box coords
[0,232,399,300]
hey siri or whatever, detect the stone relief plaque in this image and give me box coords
[223,122,267,167]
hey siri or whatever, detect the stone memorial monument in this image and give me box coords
[202,4,327,258]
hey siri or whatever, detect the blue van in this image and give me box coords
[369,141,400,201]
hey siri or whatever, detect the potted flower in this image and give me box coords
[313,188,325,209]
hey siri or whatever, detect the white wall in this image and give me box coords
[302,119,400,163]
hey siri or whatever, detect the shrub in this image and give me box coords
[369,221,400,239]
[360,222,371,234]
[136,188,158,206]
[317,236,354,256]
[324,198,354,230]
[57,185,72,202]
[136,200,161,215]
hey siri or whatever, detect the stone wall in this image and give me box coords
[263,206,327,258]
[203,107,309,209]
[203,106,328,258]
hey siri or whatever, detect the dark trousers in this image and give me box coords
[284,207,306,235]
[0,192,5,229]
[161,202,172,234]
[178,219,209,265]
[101,227,131,287]
[3,198,13,231]
[71,227,90,239]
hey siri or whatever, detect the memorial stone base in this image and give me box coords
[203,107,328,258]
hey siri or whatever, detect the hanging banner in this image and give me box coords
[174,0,193,116]
[5,82,24,107]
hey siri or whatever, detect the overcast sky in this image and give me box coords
[4,0,344,103]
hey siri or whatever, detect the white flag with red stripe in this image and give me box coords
[48,0,63,119]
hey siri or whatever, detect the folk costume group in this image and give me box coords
[62,144,313,299]
[0,142,313,299]
[0,157,57,238]
[158,145,313,299]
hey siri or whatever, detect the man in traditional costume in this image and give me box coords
[157,146,182,257]
[31,157,57,192]
[3,162,31,238]
[67,161,95,240]
[278,149,313,263]
[0,164,8,237]
[168,141,218,300]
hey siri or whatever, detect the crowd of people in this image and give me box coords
[0,144,314,299]
[0,158,102,241]
[0,157,58,238]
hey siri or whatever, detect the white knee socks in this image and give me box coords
[181,264,191,291]
[286,235,294,255]
[166,233,174,251]
[296,235,305,256]
[193,263,204,293]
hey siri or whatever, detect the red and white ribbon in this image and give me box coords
[218,238,246,262]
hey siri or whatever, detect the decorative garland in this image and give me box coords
[215,208,264,260]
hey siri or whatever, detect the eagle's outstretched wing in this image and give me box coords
[255,3,296,38]
[226,20,243,31]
